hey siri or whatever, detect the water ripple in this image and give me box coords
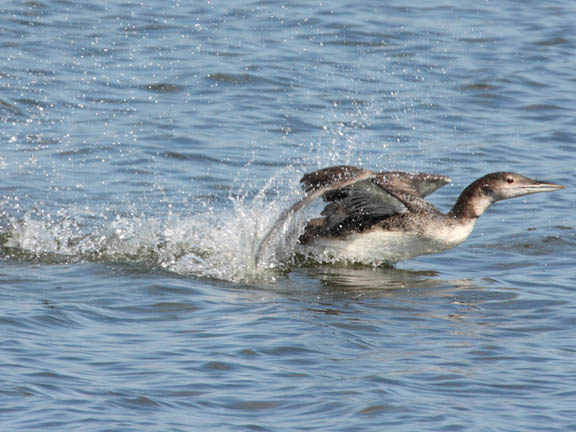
[1,0,576,431]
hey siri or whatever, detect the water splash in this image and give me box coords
[1,170,310,283]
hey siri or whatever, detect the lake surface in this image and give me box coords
[1,1,575,431]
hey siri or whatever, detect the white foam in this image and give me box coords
[3,176,310,282]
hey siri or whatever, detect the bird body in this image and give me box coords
[255,166,564,266]
[296,222,474,264]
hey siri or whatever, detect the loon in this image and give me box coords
[255,165,564,265]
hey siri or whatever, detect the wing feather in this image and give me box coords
[255,166,449,264]
[300,165,370,193]
[407,173,451,197]
[255,167,373,264]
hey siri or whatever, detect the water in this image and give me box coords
[1,0,575,430]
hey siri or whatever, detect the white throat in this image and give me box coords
[471,194,494,217]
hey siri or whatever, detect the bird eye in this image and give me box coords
[506,177,515,184]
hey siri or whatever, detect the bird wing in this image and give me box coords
[255,166,373,264]
[319,172,441,233]
[299,165,372,194]
[308,169,450,202]
[403,172,451,197]
[255,166,446,264]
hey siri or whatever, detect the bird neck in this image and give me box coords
[448,182,493,219]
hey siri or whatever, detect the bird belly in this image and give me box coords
[295,230,452,265]
[295,218,476,265]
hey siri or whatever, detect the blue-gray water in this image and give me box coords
[1,1,575,431]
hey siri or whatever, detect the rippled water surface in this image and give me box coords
[1,1,575,431]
